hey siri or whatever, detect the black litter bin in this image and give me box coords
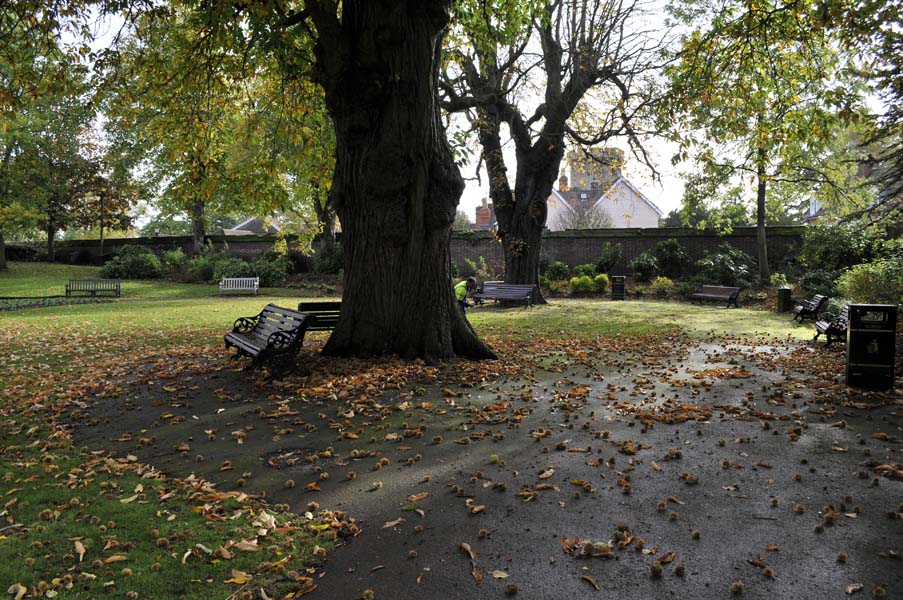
[846,304,897,390]
[776,288,792,313]
[611,276,626,300]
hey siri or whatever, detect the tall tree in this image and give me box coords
[662,0,863,281]
[440,0,664,297]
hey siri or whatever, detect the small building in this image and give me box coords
[547,148,662,229]
[474,198,497,230]
[220,217,280,236]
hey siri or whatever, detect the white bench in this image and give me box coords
[219,277,259,296]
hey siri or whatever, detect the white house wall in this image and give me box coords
[596,180,660,228]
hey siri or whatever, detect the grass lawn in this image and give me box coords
[0,261,306,299]
[0,263,817,598]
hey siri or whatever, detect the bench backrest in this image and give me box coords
[835,305,850,324]
[696,285,740,296]
[257,304,312,334]
[298,301,341,331]
[221,277,259,289]
[479,281,535,298]
[68,279,119,289]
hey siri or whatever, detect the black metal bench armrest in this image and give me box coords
[267,330,297,350]
[233,316,259,333]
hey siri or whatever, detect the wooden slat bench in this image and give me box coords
[66,279,121,298]
[298,301,341,332]
[814,305,849,347]
[224,304,315,369]
[792,294,828,322]
[220,277,259,296]
[689,285,740,308]
[473,281,536,307]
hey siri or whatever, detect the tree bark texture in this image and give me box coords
[311,1,495,361]
[311,187,336,256]
[756,146,770,284]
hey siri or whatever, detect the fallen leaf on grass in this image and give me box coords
[7,583,26,600]
[224,569,252,585]
[74,540,86,562]
[581,575,600,591]
[234,538,259,552]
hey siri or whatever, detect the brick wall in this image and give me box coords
[451,227,805,277]
[37,226,805,277]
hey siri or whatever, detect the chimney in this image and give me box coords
[559,174,569,192]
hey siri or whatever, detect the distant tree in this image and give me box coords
[441,0,666,299]
[552,203,613,230]
[453,210,472,230]
[662,0,864,282]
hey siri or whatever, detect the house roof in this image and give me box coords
[234,217,280,235]
[550,176,663,217]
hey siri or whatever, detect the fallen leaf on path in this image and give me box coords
[382,518,404,529]
[492,570,509,579]
[846,583,863,594]
[459,542,483,584]
[581,575,600,591]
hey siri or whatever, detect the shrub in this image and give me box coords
[573,263,597,278]
[651,239,690,278]
[545,261,570,280]
[569,275,595,295]
[286,250,310,274]
[213,257,254,281]
[837,260,903,305]
[593,273,609,293]
[678,276,708,299]
[628,252,659,281]
[797,269,840,297]
[632,284,650,298]
[650,276,674,298]
[695,244,755,287]
[160,249,188,276]
[800,223,884,271]
[464,255,496,284]
[595,242,622,274]
[769,272,791,288]
[314,243,344,274]
[100,245,162,279]
[541,276,566,295]
[251,254,289,287]
[189,255,217,282]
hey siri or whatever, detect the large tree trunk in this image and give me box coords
[313,1,494,361]
[495,142,564,303]
[46,224,55,261]
[311,187,336,256]
[756,147,770,284]
[190,198,205,255]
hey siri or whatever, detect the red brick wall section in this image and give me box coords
[44,226,805,277]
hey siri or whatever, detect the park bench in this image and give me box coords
[473,281,536,307]
[65,279,121,298]
[813,304,849,347]
[224,304,315,369]
[792,294,828,322]
[298,300,341,332]
[219,277,259,296]
[689,285,740,308]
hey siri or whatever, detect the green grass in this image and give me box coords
[470,298,813,340]
[0,261,306,299]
